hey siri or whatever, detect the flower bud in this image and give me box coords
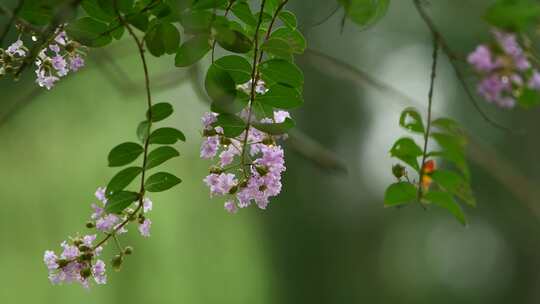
[228,185,238,195]
[112,255,123,272]
[392,164,406,179]
[73,238,83,246]
[65,42,76,53]
[4,65,13,73]
[78,245,91,252]
[220,136,231,146]
[80,267,92,279]
[238,179,248,188]
[255,165,268,176]
[262,137,274,146]
[57,259,69,268]
[86,221,95,229]
[209,166,223,174]
[80,252,93,261]
[138,214,146,224]
[124,246,133,255]
[203,129,217,137]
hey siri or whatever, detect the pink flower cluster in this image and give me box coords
[1,28,86,89]
[44,187,153,287]
[91,187,152,237]
[43,234,106,288]
[201,102,289,213]
[468,29,540,108]
[34,29,86,90]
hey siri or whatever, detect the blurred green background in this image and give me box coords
[2,0,540,303]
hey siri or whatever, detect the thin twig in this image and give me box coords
[418,35,439,203]
[240,0,267,177]
[301,2,341,30]
[412,0,514,133]
[93,0,155,250]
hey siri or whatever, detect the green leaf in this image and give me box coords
[191,0,228,10]
[148,102,173,122]
[399,107,425,134]
[82,0,115,22]
[485,0,540,31]
[108,142,144,167]
[137,121,150,143]
[431,170,476,207]
[430,132,466,162]
[146,146,180,170]
[205,63,238,113]
[518,88,540,108]
[179,10,213,33]
[19,2,54,26]
[424,191,467,225]
[126,13,149,32]
[215,113,246,137]
[338,0,390,29]
[65,17,112,47]
[145,22,181,57]
[108,19,125,40]
[389,137,423,171]
[145,172,182,192]
[148,127,186,144]
[106,167,143,197]
[262,37,293,59]
[270,27,306,54]
[431,118,465,137]
[257,84,303,109]
[214,55,252,84]
[279,11,298,28]
[384,182,417,207]
[175,34,211,67]
[252,118,295,135]
[260,59,304,88]
[105,191,140,214]
[215,26,253,54]
[231,1,257,27]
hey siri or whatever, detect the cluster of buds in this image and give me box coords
[392,159,436,190]
[468,29,540,108]
[43,234,106,288]
[0,27,86,89]
[200,81,289,213]
[43,187,152,288]
[0,39,28,79]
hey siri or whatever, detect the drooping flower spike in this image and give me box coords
[43,187,153,288]
[201,79,289,213]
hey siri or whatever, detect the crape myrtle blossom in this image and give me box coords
[467,29,540,108]
[43,187,154,287]
[201,79,289,213]
[34,29,86,90]
[0,27,87,88]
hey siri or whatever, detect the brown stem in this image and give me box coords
[92,0,154,251]
[417,35,439,204]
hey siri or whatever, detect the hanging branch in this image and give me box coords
[417,35,439,202]
[412,0,514,133]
